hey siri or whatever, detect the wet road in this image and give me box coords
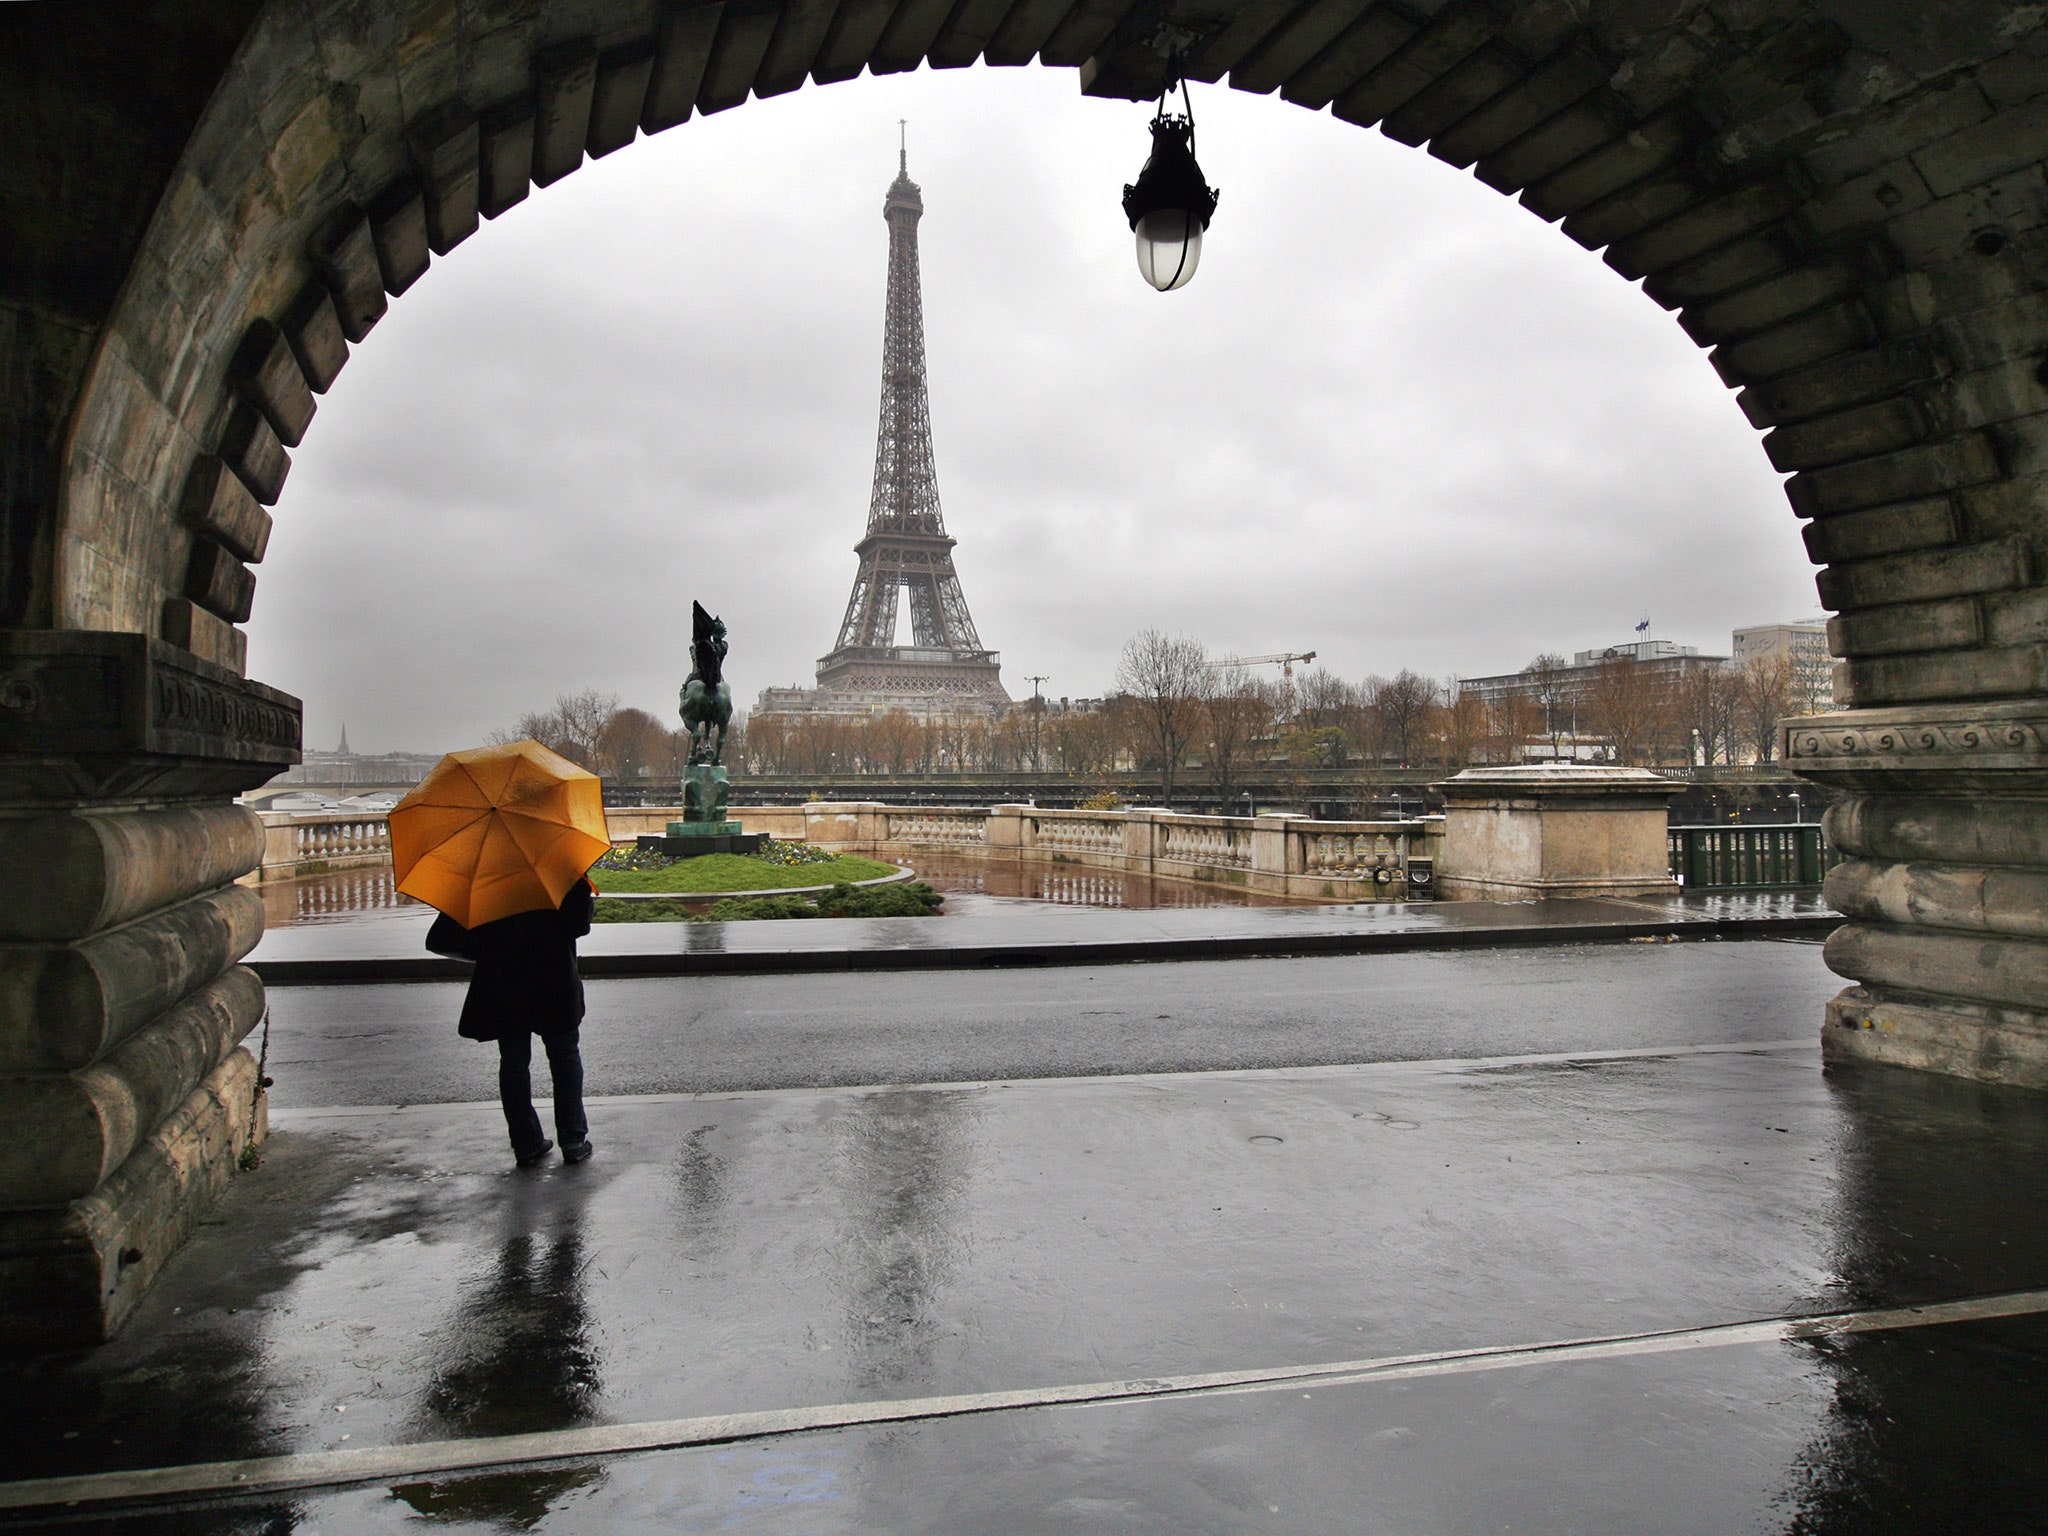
[261,937,1840,1107]
[9,1044,2047,1533]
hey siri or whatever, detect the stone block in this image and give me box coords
[307,204,387,343]
[1828,595,1983,657]
[1987,587,2048,647]
[1823,788,2048,866]
[1826,920,2048,1014]
[0,803,260,945]
[368,179,430,296]
[1911,98,2048,198]
[1272,8,1413,114]
[1815,536,2026,609]
[643,1,722,131]
[1823,986,2048,1089]
[1681,262,1860,348]
[534,40,598,186]
[1714,300,1879,381]
[1559,171,1701,254]
[1233,0,1379,101]
[215,400,289,506]
[1798,77,1993,184]
[698,0,780,105]
[1845,643,2048,707]
[0,965,262,1206]
[1788,434,2002,517]
[281,281,348,394]
[758,0,841,91]
[1737,337,1946,429]
[182,539,255,625]
[158,599,246,676]
[589,41,655,155]
[1766,396,1931,473]
[1473,99,1625,194]
[983,0,1065,70]
[0,884,262,1073]
[1434,765,1681,901]
[1606,179,1808,281]
[1802,497,1958,566]
[1826,856,2048,941]
[225,320,314,448]
[1425,44,1606,170]
[1379,44,1525,148]
[0,1045,262,1350]
[1886,164,2048,269]
[176,456,271,563]
[1522,108,1696,224]
[1642,231,1805,311]
[407,105,480,254]
[479,98,535,219]
[1329,6,1503,134]
[0,632,300,802]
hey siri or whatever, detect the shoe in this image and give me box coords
[562,1140,594,1165]
[515,1139,554,1168]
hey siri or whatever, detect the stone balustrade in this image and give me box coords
[254,812,393,880]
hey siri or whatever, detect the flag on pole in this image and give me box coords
[1634,617,1651,633]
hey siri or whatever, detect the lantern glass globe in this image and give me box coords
[1134,209,1204,292]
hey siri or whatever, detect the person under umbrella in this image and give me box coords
[391,741,612,1168]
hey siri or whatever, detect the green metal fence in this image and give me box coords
[1667,824,1835,889]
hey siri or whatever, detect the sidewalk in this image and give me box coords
[249,891,1841,982]
[4,1039,2043,1531]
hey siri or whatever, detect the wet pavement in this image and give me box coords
[249,890,1840,980]
[259,939,1843,1106]
[2,1040,2045,1532]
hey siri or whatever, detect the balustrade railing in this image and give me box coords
[1158,819,1253,870]
[883,809,987,845]
[1033,814,1124,856]
[256,811,394,878]
[1667,824,1834,889]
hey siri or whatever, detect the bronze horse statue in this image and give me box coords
[679,601,733,766]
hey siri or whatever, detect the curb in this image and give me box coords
[251,911,1842,985]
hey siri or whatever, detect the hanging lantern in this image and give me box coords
[1121,81,1219,292]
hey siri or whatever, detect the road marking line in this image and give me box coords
[272,1037,1820,1121]
[7,1287,2044,1513]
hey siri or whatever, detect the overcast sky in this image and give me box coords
[245,63,1821,754]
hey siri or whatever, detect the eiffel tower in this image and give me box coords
[812,137,1008,710]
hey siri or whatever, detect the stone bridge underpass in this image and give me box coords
[2,0,2046,1353]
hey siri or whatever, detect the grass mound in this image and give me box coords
[593,881,944,924]
[589,850,896,893]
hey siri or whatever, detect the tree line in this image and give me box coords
[498,633,1824,795]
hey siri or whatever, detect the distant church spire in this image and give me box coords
[336,722,351,756]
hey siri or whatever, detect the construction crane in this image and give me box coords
[1222,651,1318,718]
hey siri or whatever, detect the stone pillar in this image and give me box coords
[985,804,1029,857]
[0,633,299,1348]
[1788,703,2048,1088]
[1252,814,1303,889]
[1435,766,1682,902]
[1121,809,1159,875]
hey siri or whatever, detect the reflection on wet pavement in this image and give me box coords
[908,852,1295,910]
[257,867,426,929]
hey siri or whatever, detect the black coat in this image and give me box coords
[426,881,594,1041]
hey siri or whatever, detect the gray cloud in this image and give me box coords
[247,64,1818,753]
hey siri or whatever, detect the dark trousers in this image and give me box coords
[497,1028,587,1157]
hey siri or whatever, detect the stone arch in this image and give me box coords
[6,0,2048,1345]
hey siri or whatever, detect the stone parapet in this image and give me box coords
[0,803,262,942]
[0,1044,264,1349]
[1435,765,1683,901]
[0,632,299,805]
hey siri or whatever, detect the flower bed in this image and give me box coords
[590,849,895,894]
[594,880,943,923]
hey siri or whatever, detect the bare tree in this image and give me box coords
[1115,629,1210,807]
[1204,662,1273,810]
[1739,654,1794,763]
[597,706,673,777]
[1520,653,1576,761]
[1368,670,1441,767]
[1584,658,1673,765]
[1675,666,1741,766]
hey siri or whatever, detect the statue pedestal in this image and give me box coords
[636,764,765,858]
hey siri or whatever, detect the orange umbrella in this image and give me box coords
[390,740,611,929]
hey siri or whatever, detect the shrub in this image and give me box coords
[1078,791,1125,811]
